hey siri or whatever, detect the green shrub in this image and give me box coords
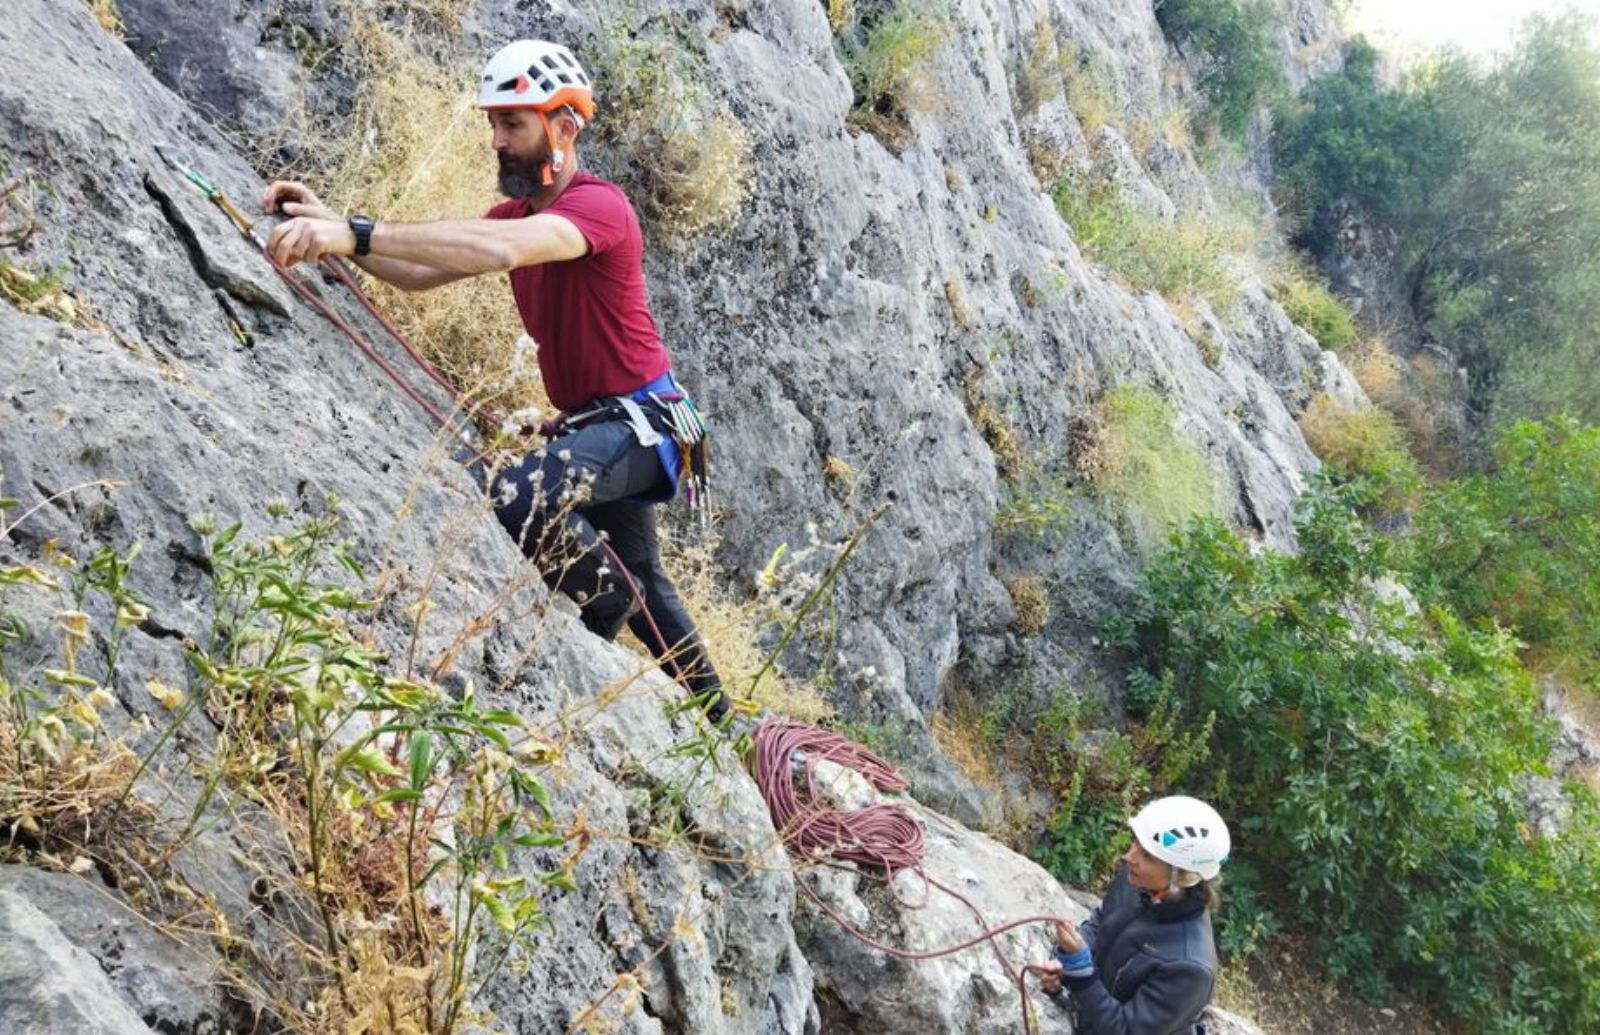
[1408,417,1600,688]
[1276,270,1357,351]
[1272,38,1453,254]
[1275,25,1600,423]
[1051,175,1240,310]
[1109,482,1600,1033]
[1075,385,1220,557]
[1061,42,1120,137]
[1154,0,1285,139]
[834,0,953,145]
[1299,393,1423,508]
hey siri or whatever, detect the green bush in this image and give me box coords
[1272,38,1454,255]
[1407,417,1600,687]
[1275,24,1600,423]
[834,0,953,144]
[1299,393,1423,508]
[1154,0,1285,138]
[1276,270,1358,351]
[1074,384,1220,557]
[1051,175,1239,311]
[1108,482,1600,1033]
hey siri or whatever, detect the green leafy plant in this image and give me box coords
[1275,269,1357,351]
[1051,174,1240,311]
[1275,24,1600,424]
[1073,384,1220,557]
[1109,481,1600,1032]
[1406,417,1600,690]
[1154,0,1285,139]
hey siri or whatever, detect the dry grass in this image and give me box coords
[0,729,162,887]
[827,0,856,35]
[300,20,544,424]
[1215,956,1455,1035]
[1299,392,1422,505]
[87,0,123,35]
[656,530,834,724]
[964,375,1025,480]
[1345,339,1464,477]
[944,278,972,328]
[1005,575,1050,636]
[1059,42,1120,138]
[930,701,1001,795]
[822,455,858,488]
[588,23,753,249]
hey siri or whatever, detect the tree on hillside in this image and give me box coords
[1275,17,1600,425]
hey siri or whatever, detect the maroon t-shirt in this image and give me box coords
[486,172,670,412]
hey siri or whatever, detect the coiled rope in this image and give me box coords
[751,720,1072,1034]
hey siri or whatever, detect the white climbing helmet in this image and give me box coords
[477,39,596,120]
[1129,796,1231,880]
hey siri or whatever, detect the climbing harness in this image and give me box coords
[551,372,712,515]
[751,719,1078,1035]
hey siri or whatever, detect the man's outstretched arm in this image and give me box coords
[262,182,590,279]
[261,181,471,292]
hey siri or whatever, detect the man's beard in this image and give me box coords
[497,150,547,199]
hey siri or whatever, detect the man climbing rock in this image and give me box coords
[260,39,729,722]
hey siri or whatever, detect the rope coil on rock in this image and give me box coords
[753,719,925,873]
[751,719,1074,1034]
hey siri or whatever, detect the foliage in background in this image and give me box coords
[1272,39,1454,256]
[1102,482,1600,1034]
[1406,418,1600,691]
[1275,22,1600,425]
[1154,0,1285,139]
[1072,384,1220,558]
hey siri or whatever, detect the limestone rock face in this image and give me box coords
[0,885,160,1035]
[0,0,1345,1030]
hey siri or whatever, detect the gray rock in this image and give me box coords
[0,867,232,1034]
[1205,1006,1268,1035]
[795,781,1082,1034]
[0,884,159,1035]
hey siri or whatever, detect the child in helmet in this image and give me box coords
[1038,796,1231,1035]
[258,41,728,722]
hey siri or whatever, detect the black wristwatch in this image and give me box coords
[348,214,375,257]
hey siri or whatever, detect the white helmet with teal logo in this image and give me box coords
[1130,796,1231,880]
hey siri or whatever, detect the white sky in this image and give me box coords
[1349,0,1600,57]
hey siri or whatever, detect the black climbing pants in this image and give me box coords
[490,419,726,720]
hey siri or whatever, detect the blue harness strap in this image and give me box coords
[631,371,684,501]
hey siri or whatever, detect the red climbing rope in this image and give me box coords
[750,720,1074,1035]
